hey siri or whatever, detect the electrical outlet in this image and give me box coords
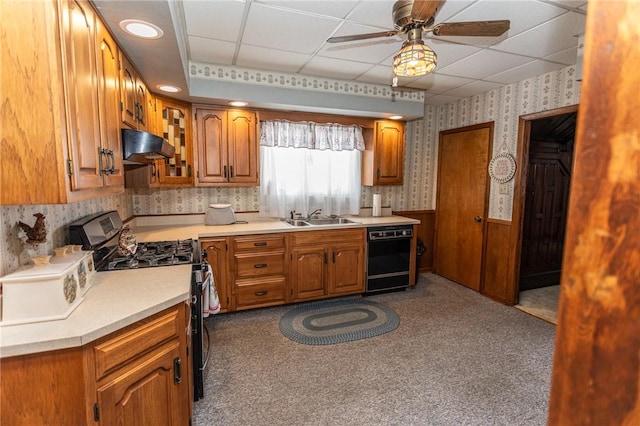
[499,183,509,195]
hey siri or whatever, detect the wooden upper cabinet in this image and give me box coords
[155,96,193,186]
[194,107,258,186]
[120,54,151,132]
[95,18,124,188]
[362,120,405,186]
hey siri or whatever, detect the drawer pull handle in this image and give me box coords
[254,263,267,268]
[255,291,268,296]
[254,242,267,246]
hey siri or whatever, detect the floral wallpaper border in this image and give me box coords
[189,61,425,103]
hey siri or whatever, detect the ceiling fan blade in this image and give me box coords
[327,30,400,43]
[432,20,510,37]
[411,0,445,23]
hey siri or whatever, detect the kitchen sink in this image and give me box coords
[282,217,358,227]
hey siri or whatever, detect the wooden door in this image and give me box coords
[374,120,404,185]
[97,342,183,426]
[291,247,327,300]
[329,243,364,294]
[61,0,103,190]
[227,110,258,184]
[195,108,228,184]
[200,239,229,312]
[120,55,137,129]
[519,140,572,290]
[434,123,492,291]
[96,20,124,187]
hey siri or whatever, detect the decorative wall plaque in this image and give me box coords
[488,153,517,183]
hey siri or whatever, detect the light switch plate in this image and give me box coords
[499,184,509,195]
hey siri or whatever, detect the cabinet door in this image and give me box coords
[157,97,193,185]
[135,78,149,132]
[329,242,364,295]
[291,247,327,301]
[195,108,228,184]
[97,341,185,426]
[95,20,124,187]
[120,55,138,129]
[200,239,230,312]
[61,0,103,190]
[228,110,258,184]
[374,120,404,185]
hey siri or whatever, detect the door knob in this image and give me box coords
[474,216,483,223]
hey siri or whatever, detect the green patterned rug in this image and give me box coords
[279,298,400,345]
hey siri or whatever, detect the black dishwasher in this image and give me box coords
[366,225,413,293]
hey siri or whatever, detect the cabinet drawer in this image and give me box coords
[290,228,365,246]
[235,251,284,278]
[234,234,285,251]
[93,308,180,381]
[235,276,286,308]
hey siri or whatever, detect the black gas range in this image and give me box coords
[68,211,210,402]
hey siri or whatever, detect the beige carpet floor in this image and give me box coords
[515,285,560,325]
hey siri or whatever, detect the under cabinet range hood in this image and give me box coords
[122,128,175,164]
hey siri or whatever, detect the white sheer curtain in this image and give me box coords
[259,121,363,218]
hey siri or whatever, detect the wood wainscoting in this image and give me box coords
[393,210,435,272]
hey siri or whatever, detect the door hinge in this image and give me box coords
[67,159,73,176]
[120,101,123,112]
[93,403,100,421]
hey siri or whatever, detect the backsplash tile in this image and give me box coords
[0,192,132,276]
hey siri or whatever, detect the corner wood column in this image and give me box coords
[548,1,640,424]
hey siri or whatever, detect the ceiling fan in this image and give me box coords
[327,0,510,78]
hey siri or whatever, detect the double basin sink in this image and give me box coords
[282,217,358,227]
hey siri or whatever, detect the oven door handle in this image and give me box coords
[201,322,211,370]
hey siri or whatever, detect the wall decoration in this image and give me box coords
[488,153,517,183]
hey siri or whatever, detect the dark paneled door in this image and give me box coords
[519,133,574,290]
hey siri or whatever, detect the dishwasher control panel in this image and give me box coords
[367,225,413,241]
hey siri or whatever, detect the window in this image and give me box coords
[259,121,364,218]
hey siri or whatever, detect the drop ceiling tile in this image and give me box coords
[355,65,395,85]
[544,46,578,65]
[544,0,588,8]
[189,36,236,64]
[408,73,475,94]
[493,12,586,58]
[237,46,312,73]
[259,0,359,19]
[183,1,246,42]
[343,1,398,28]
[242,3,340,54]
[300,56,374,81]
[442,80,505,98]
[432,0,477,23]
[425,94,463,105]
[437,49,533,80]
[485,59,566,84]
[427,40,483,69]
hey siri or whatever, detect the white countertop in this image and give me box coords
[0,265,192,358]
[0,213,418,358]
[132,212,420,241]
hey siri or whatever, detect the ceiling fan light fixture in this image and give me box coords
[392,40,437,77]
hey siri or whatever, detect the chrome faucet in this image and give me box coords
[307,208,322,219]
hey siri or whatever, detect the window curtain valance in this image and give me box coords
[260,120,365,151]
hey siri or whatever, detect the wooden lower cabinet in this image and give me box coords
[0,303,191,426]
[290,229,365,302]
[202,229,365,312]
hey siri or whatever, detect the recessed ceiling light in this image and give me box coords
[229,101,248,107]
[119,19,164,39]
[389,115,404,120]
[157,84,181,93]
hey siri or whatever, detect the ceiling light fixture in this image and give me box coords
[392,28,437,77]
[389,115,404,120]
[229,101,248,107]
[156,84,181,93]
[119,19,164,39]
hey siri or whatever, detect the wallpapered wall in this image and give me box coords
[0,193,132,276]
[0,65,579,276]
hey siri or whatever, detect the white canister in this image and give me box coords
[373,194,382,217]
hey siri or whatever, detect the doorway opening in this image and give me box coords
[512,106,578,323]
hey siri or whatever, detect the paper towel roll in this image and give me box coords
[373,193,382,217]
